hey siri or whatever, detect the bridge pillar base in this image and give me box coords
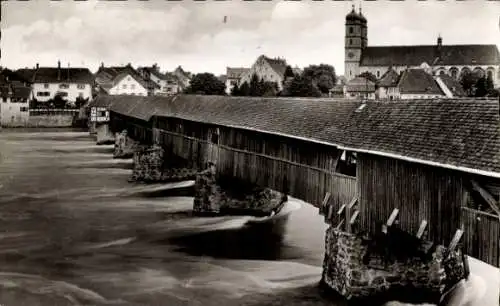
[114,130,140,159]
[95,123,114,145]
[129,144,198,183]
[321,227,465,305]
[193,166,286,216]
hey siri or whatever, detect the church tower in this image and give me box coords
[345,5,367,81]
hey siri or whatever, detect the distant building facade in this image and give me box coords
[344,6,500,87]
[172,66,192,92]
[0,84,32,127]
[138,64,181,96]
[240,55,288,91]
[95,64,149,96]
[16,61,94,105]
[225,67,250,95]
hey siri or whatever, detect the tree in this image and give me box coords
[184,73,226,95]
[301,64,337,94]
[230,83,240,96]
[238,82,250,96]
[284,65,295,78]
[460,71,480,97]
[282,74,321,97]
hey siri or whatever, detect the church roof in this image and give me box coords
[360,44,500,67]
[438,74,467,97]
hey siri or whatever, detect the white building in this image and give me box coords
[95,64,149,96]
[107,73,148,96]
[344,6,500,87]
[17,61,94,105]
[0,84,32,127]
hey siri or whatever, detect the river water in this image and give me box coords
[0,129,347,306]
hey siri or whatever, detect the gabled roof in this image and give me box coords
[345,76,376,92]
[438,74,467,97]
[0,85,32,99]
[378,68,400,87]
[324,99,500,176]
[99,95,500,177]
[226,67,250,79]
[0,69,32,85]
[111,73,148,90]
[262,56,288,77]
[360,45,500,67]
[398,69,444,95]
[15,69,37,82]
[30,67,94,84]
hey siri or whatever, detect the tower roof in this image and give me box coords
[346,5,366,23]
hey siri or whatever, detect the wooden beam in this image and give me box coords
[386,208,399,227]
[335,219,345,230]
[470,180,500,216]
[448,229,464,252]
[321,192,331,214]
[350,210,359,224]
[416,220,428,239]
[348,197,358,209]
[327,204,335,222]
[337,204,346,215]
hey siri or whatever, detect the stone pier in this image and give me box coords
[113,130,140,159]
[321,227,466,305]
[193,164,287,217]
[95,123,115,145]
[128,144,198,183]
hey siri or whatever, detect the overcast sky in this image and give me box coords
[1,0,499,76]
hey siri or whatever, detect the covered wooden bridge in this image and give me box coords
[91,95,500,267]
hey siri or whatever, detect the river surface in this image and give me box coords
[0,129,347,306]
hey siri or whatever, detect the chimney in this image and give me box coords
[101,62,104,68]
[36,63,39,69]
[57,60,61,81]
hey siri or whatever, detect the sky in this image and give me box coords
[1,0,500,76]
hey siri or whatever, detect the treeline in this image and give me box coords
[183,64,338,97]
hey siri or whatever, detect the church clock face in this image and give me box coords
[348,52,355,59]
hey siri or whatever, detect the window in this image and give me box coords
[44,84,49,89]
[122,84,127,89]
[20,107,28,112]
[37,92,50,97]
[99,111,106,117]
[349,27,353,34]
[11,98,16,103]
[349,39,353,45]
[78,92,84,98]
[167,88,172,92]
[376,71,380,78]
[59,84,69,89]
[131,84,136,90]
[77,84,85,89]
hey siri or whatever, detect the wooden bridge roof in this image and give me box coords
[92,95,500,178]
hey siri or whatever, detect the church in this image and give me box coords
[344,6,500,88]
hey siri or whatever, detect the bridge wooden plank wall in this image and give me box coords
[153,116,357,210]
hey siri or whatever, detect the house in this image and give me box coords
[16,61,94,106]
[239,55,288,91]
[376,68,401,100]
[138,64,181,96]
[173,66,192,92]
[95,64,149,96]
[225,67,250,95]
[344,6,500,88]
[0,83,32,127]
[376,68,463,100]
[344,76,376,99]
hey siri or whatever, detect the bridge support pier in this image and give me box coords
[129,144,198,183]
[321,227,466,304]
[95,123,115,145]
[193,164,287,216]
